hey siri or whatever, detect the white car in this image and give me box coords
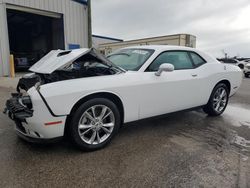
[236,59,250,78]
[4,46,242,150]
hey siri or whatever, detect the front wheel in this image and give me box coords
[203,83,229,116]
[69,98,121,151]
[245,73,249,78]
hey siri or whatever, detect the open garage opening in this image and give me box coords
[6,8,65,71]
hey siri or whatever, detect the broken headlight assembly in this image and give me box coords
[20,95,33,109]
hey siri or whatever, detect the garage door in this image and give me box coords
[6,5,65,72]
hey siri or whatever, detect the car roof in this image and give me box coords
[121,45,219,64]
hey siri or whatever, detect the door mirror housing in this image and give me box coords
[155,63,174,76]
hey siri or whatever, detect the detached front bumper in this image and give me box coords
[4,93,33,120]
[4,88,67,142]
[4,93,33,137]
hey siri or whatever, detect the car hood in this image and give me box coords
[29,48,117,74]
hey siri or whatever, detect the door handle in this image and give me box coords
[191,74,198,77]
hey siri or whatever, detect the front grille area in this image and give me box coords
[5,93,33,120]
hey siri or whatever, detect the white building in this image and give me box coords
[0,0,89,76]
[99,34,196,55]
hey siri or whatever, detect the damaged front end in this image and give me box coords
[4,93,33,121]
[3,48,123,140]
[5,47,123,121]
[15,48,124,92]
[3,92,33,135]
[4,73,38,132]
[17,73,41,92]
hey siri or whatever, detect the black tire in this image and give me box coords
[69,98,121,151]
[238,64,244,70]
[245,73,249,78]
[203,83,229,116]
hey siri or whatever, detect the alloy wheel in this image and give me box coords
[78,105,115,145]
[212,87,228,113]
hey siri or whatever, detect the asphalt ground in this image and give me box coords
[0,77,249,187]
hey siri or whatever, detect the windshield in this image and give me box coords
[107,48,154,71]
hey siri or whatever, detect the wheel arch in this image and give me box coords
[64,92,125,136]
[203,79,231,116]
[215,79,231,94]
[237,63,244,69]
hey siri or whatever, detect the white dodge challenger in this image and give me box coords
[4,45,242,150]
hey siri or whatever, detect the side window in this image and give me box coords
[190,52,206,66]
[147,51,193,71]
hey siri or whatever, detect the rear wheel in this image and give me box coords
[203,83,229,116]
[69,98,121,151]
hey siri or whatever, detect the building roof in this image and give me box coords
[92,35,123,42]
[72,0,87,5]
[122,45,193,50]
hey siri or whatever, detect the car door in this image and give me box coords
[138,50,206,119]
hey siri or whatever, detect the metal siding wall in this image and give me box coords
[61,0,68,46]
[179,34,187,46]
[63,0,88,48]
[0,3,10,76]
[2,0,87,47]
[83,5,88,48]
[0,0,88,76]
[0,0,88,47]
[3,0,65,13]
[98,35,195,55]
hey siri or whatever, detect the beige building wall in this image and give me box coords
[99,34,196,55]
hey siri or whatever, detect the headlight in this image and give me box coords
[21,96,33,109]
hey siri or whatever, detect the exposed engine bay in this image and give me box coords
[17,49,123,92]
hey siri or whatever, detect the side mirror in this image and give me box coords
[155,63,174,76]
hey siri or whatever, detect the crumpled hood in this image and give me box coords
[29,48,116,74]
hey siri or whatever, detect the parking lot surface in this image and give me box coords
[0,78,250,187]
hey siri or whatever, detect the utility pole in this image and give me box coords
[222,49,228,59]
[87,0,92,48]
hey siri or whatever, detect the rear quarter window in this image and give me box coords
[190,52,206,67]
